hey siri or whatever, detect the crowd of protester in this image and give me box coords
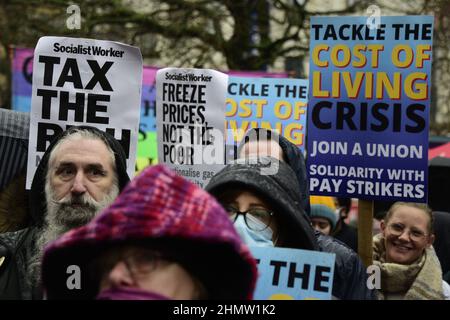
[0,109,449,300]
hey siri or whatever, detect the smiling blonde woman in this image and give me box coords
[373,202,450,300]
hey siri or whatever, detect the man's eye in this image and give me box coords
[89,169,106,177]
[57,168,74,177]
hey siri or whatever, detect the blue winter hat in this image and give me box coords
[310,204,337,230]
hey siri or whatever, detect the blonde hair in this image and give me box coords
[385,202,434,233]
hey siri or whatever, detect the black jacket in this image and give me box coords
[315,231,375,299]
[0,126,130,299]
[237,128,376,300]
[333,220,358,253]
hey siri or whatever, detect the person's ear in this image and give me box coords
[427,233,435,247]
[380,220,386,233]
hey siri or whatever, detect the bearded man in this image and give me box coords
[0,126,129,299]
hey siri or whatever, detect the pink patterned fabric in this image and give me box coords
[42,164,257,300]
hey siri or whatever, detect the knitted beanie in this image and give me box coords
[310,204,338,230]
[310,195,336,210]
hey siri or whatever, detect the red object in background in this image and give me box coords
[429,142,450,160]
[345,198,359,225]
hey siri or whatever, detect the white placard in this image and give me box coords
[156,68,228,188]
[26,36,143,189]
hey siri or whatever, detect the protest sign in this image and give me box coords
[227,70,288,78]
[137,66,159,172]
[11,47,34,112]
[250,246,335,300]
[136,130,158,174]
[26,36,143,189]
[225,76,308,161]
[307,16,433,202]
[12,49,286,174]
[156,68,227,188]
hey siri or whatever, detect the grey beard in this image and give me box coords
[27,184,119,290]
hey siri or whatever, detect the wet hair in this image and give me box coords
[385,202,434,233]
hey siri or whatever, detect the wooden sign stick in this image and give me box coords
[358,199,374,268]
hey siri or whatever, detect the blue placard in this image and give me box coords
[225,76,308,161]
[250,246,335,300]
[307,16,433,202]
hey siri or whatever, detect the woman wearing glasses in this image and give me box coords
[218,190,279,247]
[373,202,450,299]
[225,128,376,300]
[206,156,319,251]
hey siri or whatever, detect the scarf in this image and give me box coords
[373,233,445,300]
[96,286,171,300]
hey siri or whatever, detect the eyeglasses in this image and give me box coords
[223,205,274,231]
[92,246,172,279]
[387,223,428,241]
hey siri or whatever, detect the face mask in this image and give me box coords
[96,286,171,300]
[234,215,274,247]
